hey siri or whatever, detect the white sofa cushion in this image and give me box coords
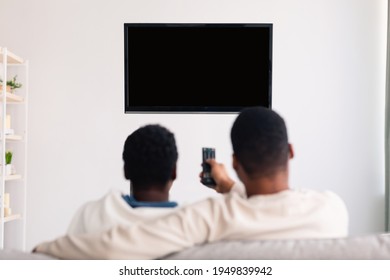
[1,234,389,260]
[162,234,390,260]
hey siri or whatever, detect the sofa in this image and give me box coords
[1,233,390,260]
[164,233,390,259]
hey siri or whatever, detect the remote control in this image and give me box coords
[201,147,216,188]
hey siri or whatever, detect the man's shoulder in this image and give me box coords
[291,188,342,198]
[291,188,348,211]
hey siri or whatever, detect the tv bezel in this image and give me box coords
[124,23,273,113]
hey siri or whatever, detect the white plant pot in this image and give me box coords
[5,164,13,175]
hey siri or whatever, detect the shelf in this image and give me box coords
[4,174,22,181]
[0,134,23,141]
[3,214,21,223]
[0,92,24,103]
[0,47,24,64]
[0,47,27,250]
[5,134,23,141]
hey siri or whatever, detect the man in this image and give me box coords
[67,124,179,234]
[34,107,348,259]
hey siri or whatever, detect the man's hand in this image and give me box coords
[200,159,235,194]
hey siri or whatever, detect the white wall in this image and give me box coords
[0,0,387,250]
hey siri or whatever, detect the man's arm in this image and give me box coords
[34,195,238,260]
[205,159,246,197]
[35,160,247,260]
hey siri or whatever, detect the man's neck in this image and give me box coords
[244,171,289,197]
[132,189,169,202]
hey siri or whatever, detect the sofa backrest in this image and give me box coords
[162,234,390,259]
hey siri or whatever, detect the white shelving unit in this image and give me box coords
[0,47,28,251]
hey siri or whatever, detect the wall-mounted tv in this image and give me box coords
[124,23,272,113]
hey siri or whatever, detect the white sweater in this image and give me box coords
[36,184,348,259]
[67,190,178,234]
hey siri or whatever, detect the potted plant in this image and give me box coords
[0,78,11,93]
[7,75,22,93]
[5,150,13,175]
[0,75,22,93]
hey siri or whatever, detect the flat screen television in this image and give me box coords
[124,23,272,113]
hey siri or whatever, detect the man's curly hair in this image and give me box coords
[123,124,178,189]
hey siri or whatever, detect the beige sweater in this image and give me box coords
[67,190,178,234]
[35,184,348,260]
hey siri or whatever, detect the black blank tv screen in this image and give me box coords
[124,23,272,113]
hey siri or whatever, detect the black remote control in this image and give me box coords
[201,147,216,188]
